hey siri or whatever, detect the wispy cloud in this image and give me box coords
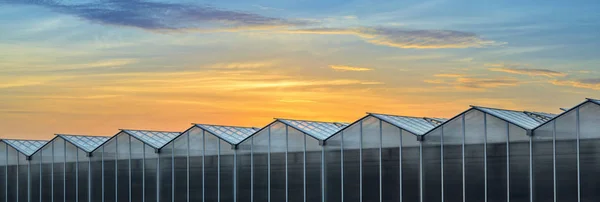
[426,73,520,91]
[487,63,567,78]
[551,78,600,90]
[2,0,311,31]
[210,61,275,69]
[434,73,465,78]
[289,27,504,49]
[329,65,373,72]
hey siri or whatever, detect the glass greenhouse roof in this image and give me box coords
[277,119,347,141]
[2,139,48,156]
[194,124,258,145]
[58,134,110,153]
[121,130,181,149]
[369,113,447,135]
[589,98,600,105]
[472,106,555,130]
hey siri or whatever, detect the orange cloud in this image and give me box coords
[487,63,567,77]
[329,65,373,72]
[551,79,600,90]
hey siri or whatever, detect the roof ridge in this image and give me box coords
[193,123,257,129]
[368,112,447,121]
[56,134,111,138]
[470,105,527,113]
[119,129,181,133]
[274,118,342,124]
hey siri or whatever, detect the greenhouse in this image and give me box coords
[323,112,446,202]
[0,98,598,202]
[0,139,47,202]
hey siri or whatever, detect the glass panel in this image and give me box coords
[220,139,235,202]
[131,137,144,202]
[7,146,17,202]
[443,115,463,202]
[381,122,401,202]
[402,130,420,202]
[288,126,304,202]
[306,131,322,202]
[509,124,530,202]
[0,143,6,202]
[580,103,600,202]
[486,114,507,202]
[205,131,219,202]
[17,152,27,202]
[362,117,380,202]
[343,122,361,202]
[91,148,103,202]
[465,110,485,202]
[252,130,269,202]
[77,148,89,202]
[533,121,553,202]
[103,138,117,202]
[144,144,158,202]
[159,143,173,202]
[174,134,188,202]
[270,123,286,202]
[423,128,441,202]
[65,142,78,202]
[54,138,65,202]
[325,132,342,202]
[117,134,131,202]
[31,152,41,202]
[237,137,251,202]
[189,128,204,202]
[554,110,577,202]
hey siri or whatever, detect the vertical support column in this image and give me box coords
[462,115,466,202]
[341,131,344,202]
[16,151,19,202]
[234,147,237,202]
[172,143,175,202]
[484,115,488,202]
[399,129,403,202]
[76,149,79,202]
[359,121,363,202]
[218,140,221,202]
[88,154,92,202]
[576,108,581,202]
[321,137,325,202]
[102,146,104,202]
[115,138,118,202]
[303,131,307,202]
[268,126,271,202]
[441,126,445,202]
[379,120,383,202]
[552,121,556,202]
[506,122,510,202]
[202,130,205,202]
[285,126,289,202]
[529,135,533,202]
[28,159,31,202]
[156,146,159,202]
[64,141,67,202]
[251,137,254,202]
[129,136,132,202]
[5,145,7,202]
[419,140,423,202]
[142,144,145,202]
[52,142,55,202]
[187,133,190,202]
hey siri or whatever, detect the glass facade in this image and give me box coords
[0,99,599,202]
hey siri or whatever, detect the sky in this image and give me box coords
[1,0,599,140]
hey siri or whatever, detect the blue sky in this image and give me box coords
[0,0,599,139]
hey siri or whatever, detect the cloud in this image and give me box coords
[329,65,373,72]
[551,78,600,90]
[456,77,520,89]
[2,0,310,31]
[289,27,504,49]
[487,64,567,78]
[425,74,520,91]
[210,61,275,69]
[434,74,465,78]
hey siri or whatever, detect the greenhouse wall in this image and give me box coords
[324,115,424,202]
[0,99,598,202]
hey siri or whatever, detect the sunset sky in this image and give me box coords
[1,0,599,140]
